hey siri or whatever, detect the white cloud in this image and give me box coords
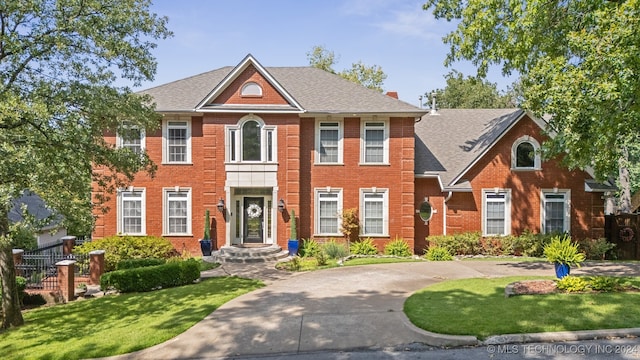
[377,8,442,41]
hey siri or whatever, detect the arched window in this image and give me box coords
[242,120,261,161]
[511,136,541,170]
[516,142,535,168]
[226,116,276,163]
[241,82,262,96]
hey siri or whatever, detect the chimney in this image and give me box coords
[385,91,398,99]
[430,92,439,115]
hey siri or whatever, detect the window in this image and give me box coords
[117,123,145,154]
[482,189,511,236]
[542,190,570,234]
[163,120,191,163]
[419,201,433,222]
[511,136,541,170]
[361,121,389,164]
[241,82,262,96]
[117,189,146,235]
[226,116,276,163]
[361,189,388,236]
[163,188,192,235]
[315,189,342,235]
[315,121,343,164]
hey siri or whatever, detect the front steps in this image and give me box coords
[211,244,290,263]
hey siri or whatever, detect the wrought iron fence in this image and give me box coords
[16,240,90,290]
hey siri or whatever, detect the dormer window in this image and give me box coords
[241,82,262,97]
[511,136,541,170]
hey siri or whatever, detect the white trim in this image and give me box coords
[162,187,192,236]
[481,188,512,236]
[315,119,344,164]
[540,189,571,234]
[226,114,277,163]
[240,81,262,96]
[195,54,305,112]
[511,135,541,170]
[117,188,146,235]
[360,119,389,165]
[360,188,389,236]
[314,188,343,236]
[116,123,146,154]
[162,118,192,164]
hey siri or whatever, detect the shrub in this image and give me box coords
[315,250,328,266]
[427,235,457,255]
[350,238,378,255]
[579,238,616,260]
[543,234,586,267]
[116,258,166,270]
[322,239,348,259]
[588,276,629,292]
[286,257,302,271]
[517,230,553,257]
[75,235,178,272]
[384,237,412,257]
[453,232,481,255]
[299,238,321,258]
[100,258,200,293]
[15,276,26,305]
[425,246,453,261]
[556,275,589,293]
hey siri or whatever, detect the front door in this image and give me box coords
[243,197,264,243]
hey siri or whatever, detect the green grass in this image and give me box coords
[460,256,545,262]
[404,276,640,340]
[344,257,421,266]
[0,277,263,360]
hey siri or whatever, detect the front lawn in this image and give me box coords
[404,276,640,339]
[276,256,422,271]
[0,277,263,360]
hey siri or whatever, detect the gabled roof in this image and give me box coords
[415,109,527,190]
[9,192,63,231]
[195,54,304,113]
[139,55,424,116]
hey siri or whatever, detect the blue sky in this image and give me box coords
[135,0,514,105]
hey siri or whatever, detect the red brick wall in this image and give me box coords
[307,116,416,252]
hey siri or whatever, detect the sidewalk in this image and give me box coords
[100,260,640,359]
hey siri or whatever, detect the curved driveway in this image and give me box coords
[104,260,640,359]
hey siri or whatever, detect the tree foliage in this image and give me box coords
[0,0,171,329]
[427,70,514,109]
[424,0,640,210]
[307,45,387,92]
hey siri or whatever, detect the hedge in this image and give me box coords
[100,259,200,293]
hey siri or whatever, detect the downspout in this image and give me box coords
[443,191,453,235]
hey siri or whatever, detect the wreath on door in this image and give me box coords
[620,227,635,242]
[247,203,262,219]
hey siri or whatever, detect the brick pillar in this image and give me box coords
[56,260,76,302]
[89,250,105,285]
[61,236,77,256]
[13,249,24,276]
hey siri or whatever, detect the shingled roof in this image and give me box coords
[139,55,423,115]
[415,109,526,190]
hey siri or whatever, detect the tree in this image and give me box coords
[424,0,640,211]
[426,70,514,108]
[0,0,171,329]
[307,45,387,92]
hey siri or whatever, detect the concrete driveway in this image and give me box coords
[102,260,640,359]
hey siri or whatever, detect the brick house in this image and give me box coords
[413,108,612,253]
[92,54,425,254]
[92,55,612,255]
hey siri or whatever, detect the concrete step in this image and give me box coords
[213,244,290,263]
